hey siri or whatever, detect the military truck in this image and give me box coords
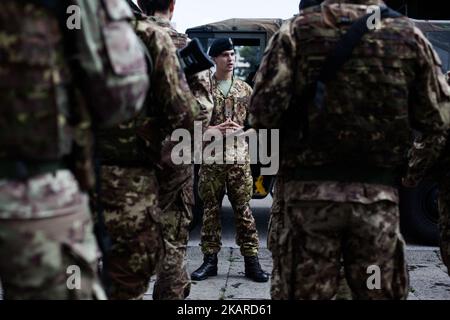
[187,18,450,245]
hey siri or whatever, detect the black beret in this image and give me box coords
[208,38,234,57]
[299,0,323,10]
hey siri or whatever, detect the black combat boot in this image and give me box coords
[244,256,269,283]
[191,254,218,281]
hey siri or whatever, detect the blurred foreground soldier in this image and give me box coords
[96,5,199,299]
[268,6,355,301]
[249,0,450,299]
[191,38,269,283]
[0,0,149,299]
[136,0,214,300]
[404,70,450,276]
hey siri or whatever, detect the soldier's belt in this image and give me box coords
[287,166,398,186]
[0,160,66,180]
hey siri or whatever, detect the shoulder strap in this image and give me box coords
[292,5,402,141]
[314,6,403,110]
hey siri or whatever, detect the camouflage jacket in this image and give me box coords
[210,75,252,127]
[147,14,213,203]
[0,0,148,163]
[249,0,450,202]
[206,74,253,164]
[97,12,199,166]
[147,15,188,49]
[148,15,213,130]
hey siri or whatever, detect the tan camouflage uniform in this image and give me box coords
[0,0,149,300]
[199,75,260,257]
[0,172,106,300]
[250,0,450,299]
[97,12,198,300]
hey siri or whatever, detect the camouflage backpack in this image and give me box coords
[96,10,161,167]
[0,0,149,164]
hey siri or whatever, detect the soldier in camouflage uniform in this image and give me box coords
[96,6,199,299]
[249,0,450,299]
[0,0,149,299]
[191,39,269,283]
[404,71,450,276]
[269,0,353,301]
[136,0,214,300]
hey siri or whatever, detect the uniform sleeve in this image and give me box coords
[243,82,253,129]
[186,70,214,130]
[248,22,296,129]
[145,27,199,135]
[404,27,450,185]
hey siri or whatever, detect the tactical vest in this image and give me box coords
[0,1,73,161]
[283,5,411,173]
[0,0,149,164]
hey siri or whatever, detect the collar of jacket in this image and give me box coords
[148,15,172,29]
[212,74,238,98]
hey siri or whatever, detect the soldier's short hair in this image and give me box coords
[138,0,174,15]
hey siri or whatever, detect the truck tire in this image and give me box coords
[399,177,440,246]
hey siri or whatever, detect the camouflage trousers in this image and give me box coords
[276,182,408,300]
[269,177,352,300]
[100,166,164,300]
[0,170,105,300]
[199,163,259,256]
[438,179,450,275]
[267,177,284,299]
[154,165,193,300]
